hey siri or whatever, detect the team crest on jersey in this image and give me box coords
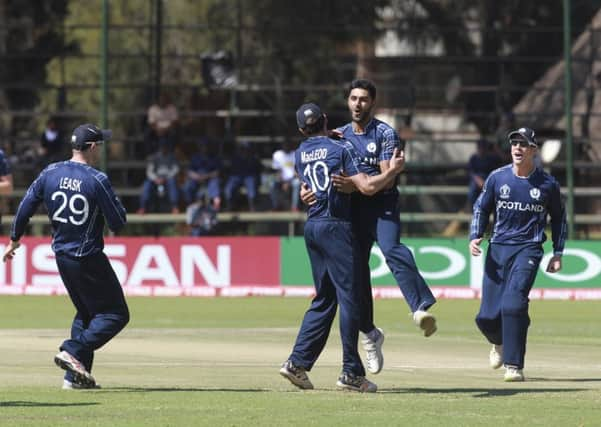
[499,184,511,199]
[530,188,541,200]
[366,142,377,153]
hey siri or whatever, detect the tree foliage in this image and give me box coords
[391,0,601,132]
[0,0,71,145]
[3,0,601,144]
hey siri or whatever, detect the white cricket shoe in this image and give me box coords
[279,360,314,390]
[54,351,96,388]
[336,372,377,393]
[503,365,525,382]
[62,379,101,390]
[489,344,503,369]
[362,328,384,374]
[413,310,437,337]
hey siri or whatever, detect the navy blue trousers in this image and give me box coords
[475,242,543,369]
[353,192,436,333]
[289,220,365,376]
[55,252,129,381]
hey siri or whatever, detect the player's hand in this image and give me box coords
[332,173,355,194]
[545,255,562,273]
[328,129,343,140]
[3,240,20,262]
[300,183,317,206]
[389,148,405,173]
[469,238,483,256]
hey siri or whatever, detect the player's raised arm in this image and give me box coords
[350,148,405,196]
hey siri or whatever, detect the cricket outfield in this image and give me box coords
[0,297,599,426]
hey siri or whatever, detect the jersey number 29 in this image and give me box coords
[303,161,330,192]
[51,191,90,225]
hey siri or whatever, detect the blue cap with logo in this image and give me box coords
[296,103,323,129]
[71,123,112,150]
[508,127,538,147]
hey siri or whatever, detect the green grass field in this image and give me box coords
[1,296,600,426]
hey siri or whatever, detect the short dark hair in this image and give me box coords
[303,115,325,136]
[348,79,376,99]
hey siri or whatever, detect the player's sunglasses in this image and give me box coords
[509,139,531,148]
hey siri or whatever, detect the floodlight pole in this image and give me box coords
[100,0,109,173]
[563,0,575,238]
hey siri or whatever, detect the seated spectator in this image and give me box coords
[186,193,219,237]
[37,117,65,169]
[467,138,503,207]
[138,142,180,214]
[224,142,262,211]
[270,141,300,211]
[146,92,179,154]
[182,139,221,210]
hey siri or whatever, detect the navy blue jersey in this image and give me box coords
[470,164,567,255]
[229,152,261,177]
[337,118,402,196]
[0,149,11,176]
[11,161,127,257]
[189,153,221,175]
[295,136,360,221]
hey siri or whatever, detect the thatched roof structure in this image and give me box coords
[514,9,601,160]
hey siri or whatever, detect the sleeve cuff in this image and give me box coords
[553,251,563,257]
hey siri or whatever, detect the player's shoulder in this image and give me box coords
[39,161,65,176]
[371,118,395,133]
[91,168,109,183]
[485,164,511,183]
[75,162,108,183]
[372,118,400,139]
[337,123,353,134]
[329,137,354,152]
[492,163,512,177]
[372,117,394,130]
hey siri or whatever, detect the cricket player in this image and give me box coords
[279,103,404,393]
[469,127,566,382]
[301,79,437,375]
[3,123,129,389]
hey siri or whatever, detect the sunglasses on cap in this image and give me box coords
[509,139,531,148]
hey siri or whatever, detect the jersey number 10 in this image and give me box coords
[303,161,330,193]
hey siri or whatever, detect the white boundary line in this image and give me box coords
[1,285,601,299]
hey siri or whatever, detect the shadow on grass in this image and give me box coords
[103,387,270,393]
[380,387,588,397]
[0,401,99,407]
[527,377,601,383]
